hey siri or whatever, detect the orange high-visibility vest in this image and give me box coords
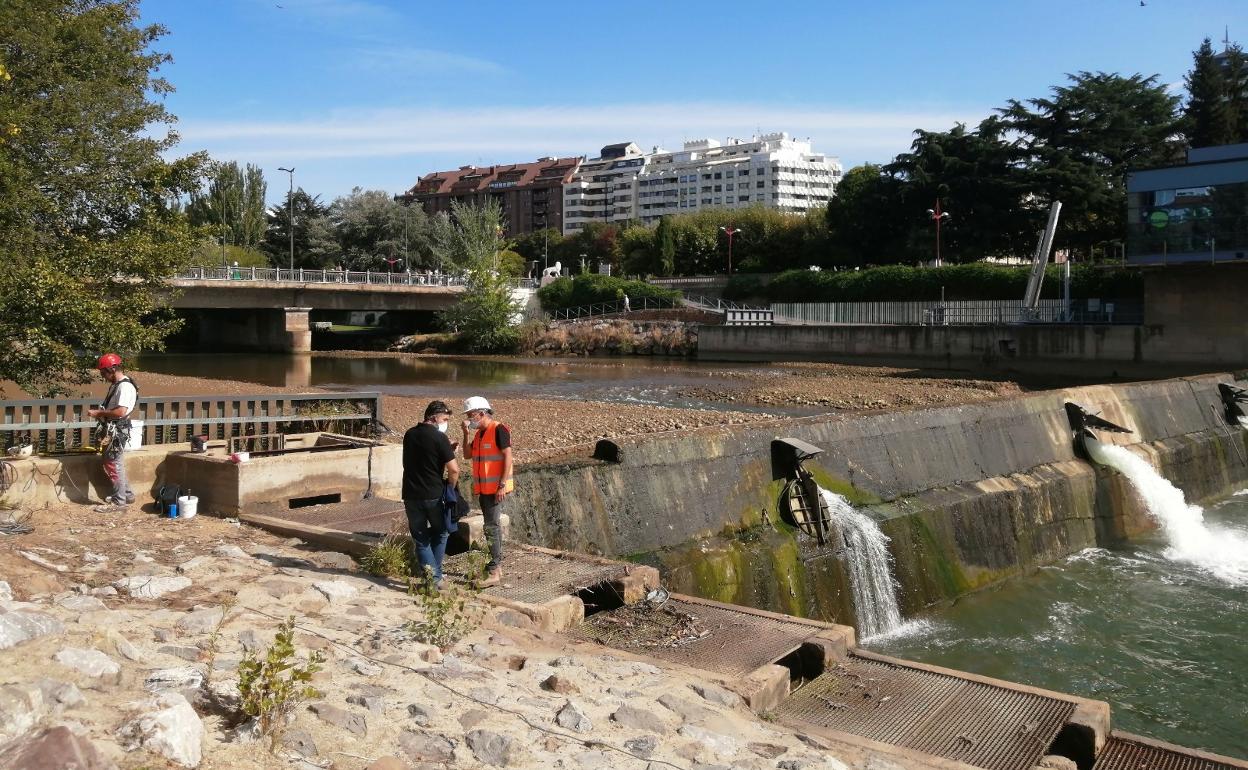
[471,422,511,495]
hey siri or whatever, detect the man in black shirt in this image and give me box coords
[402,401,460,588]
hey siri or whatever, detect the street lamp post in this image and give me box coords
[719,226,743,275]
[277,166,296,272]
[926,199,951,267]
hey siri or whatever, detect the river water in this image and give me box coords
[868,492,1248,758]
[133,353,824,415]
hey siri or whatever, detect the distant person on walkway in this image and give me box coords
[403,400,460,589]
[87,353,138,512]
[231,261,241,279]
[461,396,512,587]
[623,293,631,313]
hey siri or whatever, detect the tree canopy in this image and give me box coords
[0,0,205,395]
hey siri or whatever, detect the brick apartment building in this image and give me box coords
[400,156,582,238]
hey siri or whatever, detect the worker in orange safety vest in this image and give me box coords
[461,396,512,587]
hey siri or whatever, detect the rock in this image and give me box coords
[0,610,64,650]
[117,691,203,768]
[213,544,251,560]
[19,550,69,572]
[556,700,592,733]
[493,608,534,629]
[611,704,671,734]
[346,693,385,712]
[109,632,143,662]
[541,674,578,694]
[692,682,742,708]
[1038,756,1079,770]
[237,629,260,652]
[83,552,109,564]
[0,683,45,737]
[628,662,661,676]
[796,733,834,751]
[466,729,513,767]
[281,728,318,758]
[658,693,716,723]
[406,703,430,726]
[0,725,115,770]
[679,724,738,757]
[36,678,85,708]
[89,586,118,597]
[624,734,658,758]
[347,657,383,677]
[153,628,175,643]
[469,686,500,705]
[748,742,788,758]
[314,551,356,570]
[308,702,367,736]
[176,607,225,635]
[144,667,205,693]
[159,645,203,662]
[313,580,359,602]
[0,582,11,602]
[113,575,191,599]
[549,656,577,667]
[175,556,215,574]
[458,708,489,730]
[507,655,527,671]
[55,647,120,678]
[399,729,455,762]
[56,595,108,612]
[258,579,303,599]
[367,758,406,770]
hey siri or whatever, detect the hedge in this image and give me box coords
[536,274,682,312]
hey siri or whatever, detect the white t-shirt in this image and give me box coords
[104,378,138,418]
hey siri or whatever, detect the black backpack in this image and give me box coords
[155,484,181,516]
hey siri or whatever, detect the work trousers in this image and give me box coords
[478,493,505,571]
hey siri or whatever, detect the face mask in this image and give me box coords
[436,421,448,434]
[468,419,480,431]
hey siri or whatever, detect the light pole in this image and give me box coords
[926,199,951,267]
[719,226,743,275]
[277,166,296,271]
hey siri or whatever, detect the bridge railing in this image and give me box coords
[1,391,382,454]
[176,266,534,290]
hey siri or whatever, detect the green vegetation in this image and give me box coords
[436,200,523,352]
[536,274,681,312]
[0,0,206,395]
[360,533,412,578]
[237,617,325,751]
[733,263,1143,304]
[406,567,480,650]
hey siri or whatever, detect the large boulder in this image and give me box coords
[0,725,115,769]
[117,691,203,768]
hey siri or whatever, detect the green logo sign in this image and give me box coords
[1148,210,1170,230]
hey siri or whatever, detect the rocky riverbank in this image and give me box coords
[0,504,860,769]
[527,320,699,357]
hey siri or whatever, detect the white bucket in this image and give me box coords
[123,419,144,452]
[177,495,198,519]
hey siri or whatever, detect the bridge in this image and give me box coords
[165,267,534,352]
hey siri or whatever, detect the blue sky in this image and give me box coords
[141,0,1244,203]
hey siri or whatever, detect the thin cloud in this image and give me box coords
[273,0,399,25]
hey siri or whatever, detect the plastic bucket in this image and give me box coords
[124,420,144,452]
[177,495,198,520]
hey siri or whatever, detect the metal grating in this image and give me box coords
[568,598,821,678]
[1095,735,1246,770]
[778,654,1075,770]
[275,498,406,531]
[442,547,626,605]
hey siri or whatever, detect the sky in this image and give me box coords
[140,0,1245,204]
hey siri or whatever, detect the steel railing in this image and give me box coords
[1,391,382,454]
[175,266,534,290]
[546,296,682,321]
[681,294,768,312]
[771,299,1144,326]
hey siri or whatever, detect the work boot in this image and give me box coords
[93,496,129,513]
[478,568,502,588]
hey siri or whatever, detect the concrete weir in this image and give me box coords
[503,373,1248,619]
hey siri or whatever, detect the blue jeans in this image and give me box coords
[404,499,448,581]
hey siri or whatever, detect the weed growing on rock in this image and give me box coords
[361,532,413,579]
[237,617,325,750]
[406,567,480,650]
[203,593,238,685]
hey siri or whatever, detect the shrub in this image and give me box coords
[237,618,325,750]
[406,567,480,650]
[537,274,681,312]
[360,532,411,578]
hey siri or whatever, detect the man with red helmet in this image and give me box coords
[87,353,139,512]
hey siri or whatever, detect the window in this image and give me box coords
[713,185,722,192]
[726,170,734,178]
[713,172,722,179]
[726,183,734,191]
[701,173,712,180]
[756,180,764,188]
[738,195,750,202]
[702,185,712,193]
[714,197,722,204]
[702,198,712,204]
[740,169,750,176]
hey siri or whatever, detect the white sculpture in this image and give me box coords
[539,262,563,287]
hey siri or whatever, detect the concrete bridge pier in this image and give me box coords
[281,307,312,353]
[191,307,312,352]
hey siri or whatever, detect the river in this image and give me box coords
[867,491,1248,758]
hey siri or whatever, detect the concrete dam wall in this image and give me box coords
[505,374,1248,624]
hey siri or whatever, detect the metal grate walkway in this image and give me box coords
[778,653,1075,770]
[273,498,407,537]
[1094,734,1247,770]
[568,597,825,678]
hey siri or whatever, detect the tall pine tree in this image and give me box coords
[1184,38,1236,148]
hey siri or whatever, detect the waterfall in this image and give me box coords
[1096,444,1248,586]
[818,488,903,639]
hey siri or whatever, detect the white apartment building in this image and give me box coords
[562,142,647,234]
[634,132,841,225]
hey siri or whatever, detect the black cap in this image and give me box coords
[423,400,452,420]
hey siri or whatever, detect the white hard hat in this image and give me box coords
[463,396,492,413]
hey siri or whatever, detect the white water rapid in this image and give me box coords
[818,488,904,639]
[1096,444,1248,586]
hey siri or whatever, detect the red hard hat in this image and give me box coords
[97,353,122,370]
